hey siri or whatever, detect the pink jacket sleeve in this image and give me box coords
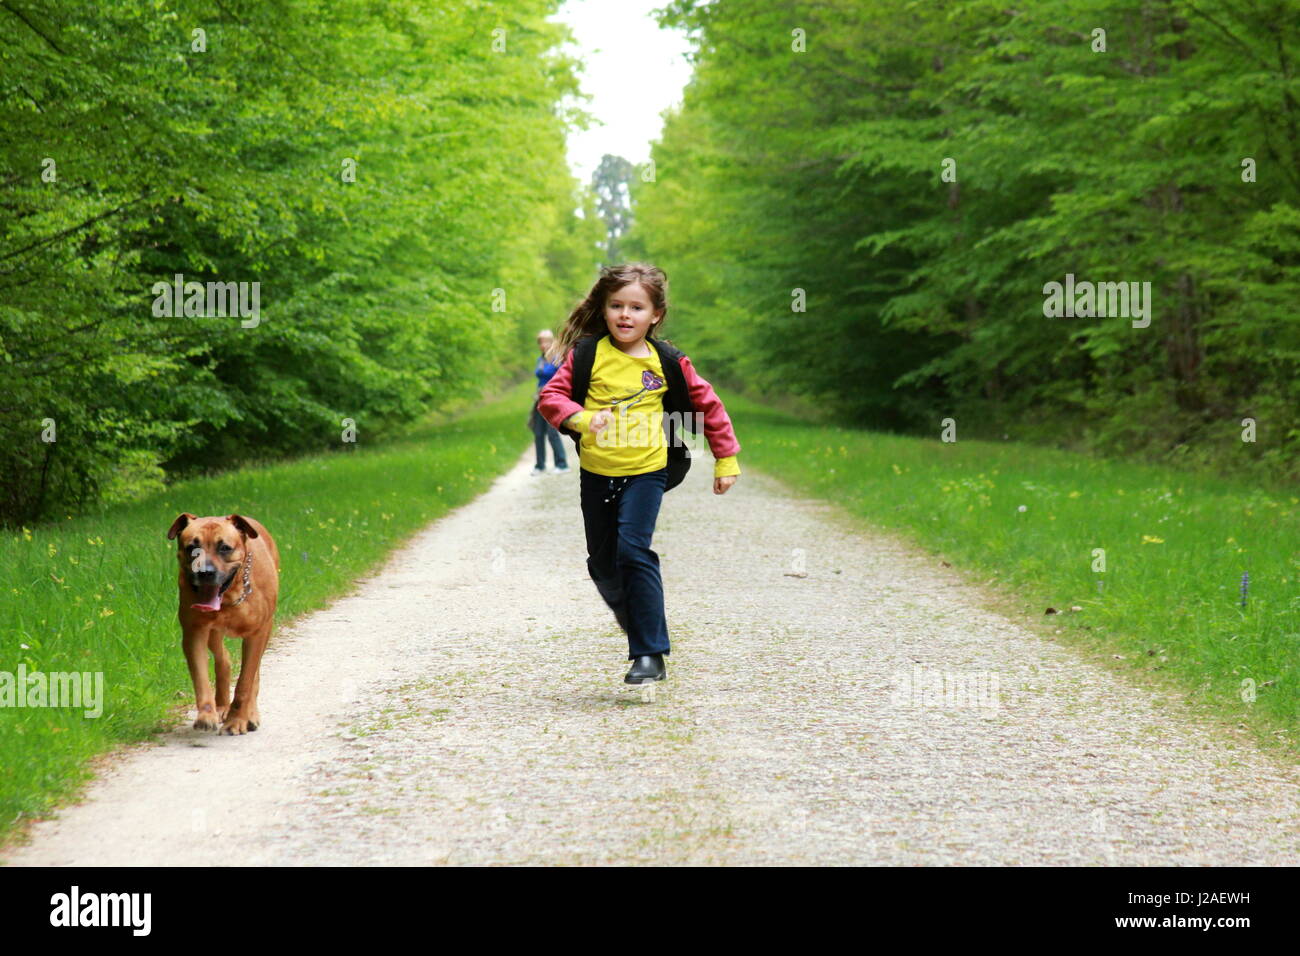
[679,355,740,460]
[537,348,584,430]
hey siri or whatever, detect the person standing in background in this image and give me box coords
[529,329,570,475]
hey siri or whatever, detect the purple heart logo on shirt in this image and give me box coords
[642,370,665,391]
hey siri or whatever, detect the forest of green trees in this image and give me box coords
[0,0,602,524]
[627,0,1298,481]
[4,0,1297,526]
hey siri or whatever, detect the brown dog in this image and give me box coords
[167,513,280,735]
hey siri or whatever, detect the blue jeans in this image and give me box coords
[579,466,670,659]
[531,401,568,470]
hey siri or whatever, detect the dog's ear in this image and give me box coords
[227,514,259,539]
[167,512,197,541]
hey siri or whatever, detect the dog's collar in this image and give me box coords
[224,550,255,609]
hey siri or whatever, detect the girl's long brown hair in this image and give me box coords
[545,262,672,364]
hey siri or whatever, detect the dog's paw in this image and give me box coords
[220,715,256,735]
[194,708,221,732]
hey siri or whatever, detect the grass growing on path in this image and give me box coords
[723,392,1300,752]
[0,380,537,848]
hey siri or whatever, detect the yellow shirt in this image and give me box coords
[565,336,740,479]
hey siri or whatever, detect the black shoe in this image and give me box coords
[624,653,666,683]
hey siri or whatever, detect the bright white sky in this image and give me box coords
[550,0,695,191]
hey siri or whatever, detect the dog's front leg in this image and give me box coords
[209,631,232,721]
[222,624,270,735]
[183,626,220,731]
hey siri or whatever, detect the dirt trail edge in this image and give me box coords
[6,451,1300,865]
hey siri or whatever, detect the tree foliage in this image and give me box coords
[0,0,600,523]
[592,153,635,263]
[629,0,1300,478]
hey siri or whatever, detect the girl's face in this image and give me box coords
[604,282,661,347]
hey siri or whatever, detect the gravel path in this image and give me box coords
[6,449,1300,866]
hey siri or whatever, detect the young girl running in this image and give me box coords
[537,263,740,685]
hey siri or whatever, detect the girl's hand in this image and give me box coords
[589,407,614,435]
[713,475,737,495]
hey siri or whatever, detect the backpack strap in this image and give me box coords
[648,336,688,415]
[647,336,694,492]
[571,333,599,407]
[558,333,601,447]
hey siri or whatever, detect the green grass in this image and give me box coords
[5,375,1298,850]
[722,391,1300,752]
[0,378,537,849]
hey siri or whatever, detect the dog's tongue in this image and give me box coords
[192,583,222,612]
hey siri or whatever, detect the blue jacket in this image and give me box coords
[535,354,559,391]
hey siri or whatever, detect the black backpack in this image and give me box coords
[556,332,694,492]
